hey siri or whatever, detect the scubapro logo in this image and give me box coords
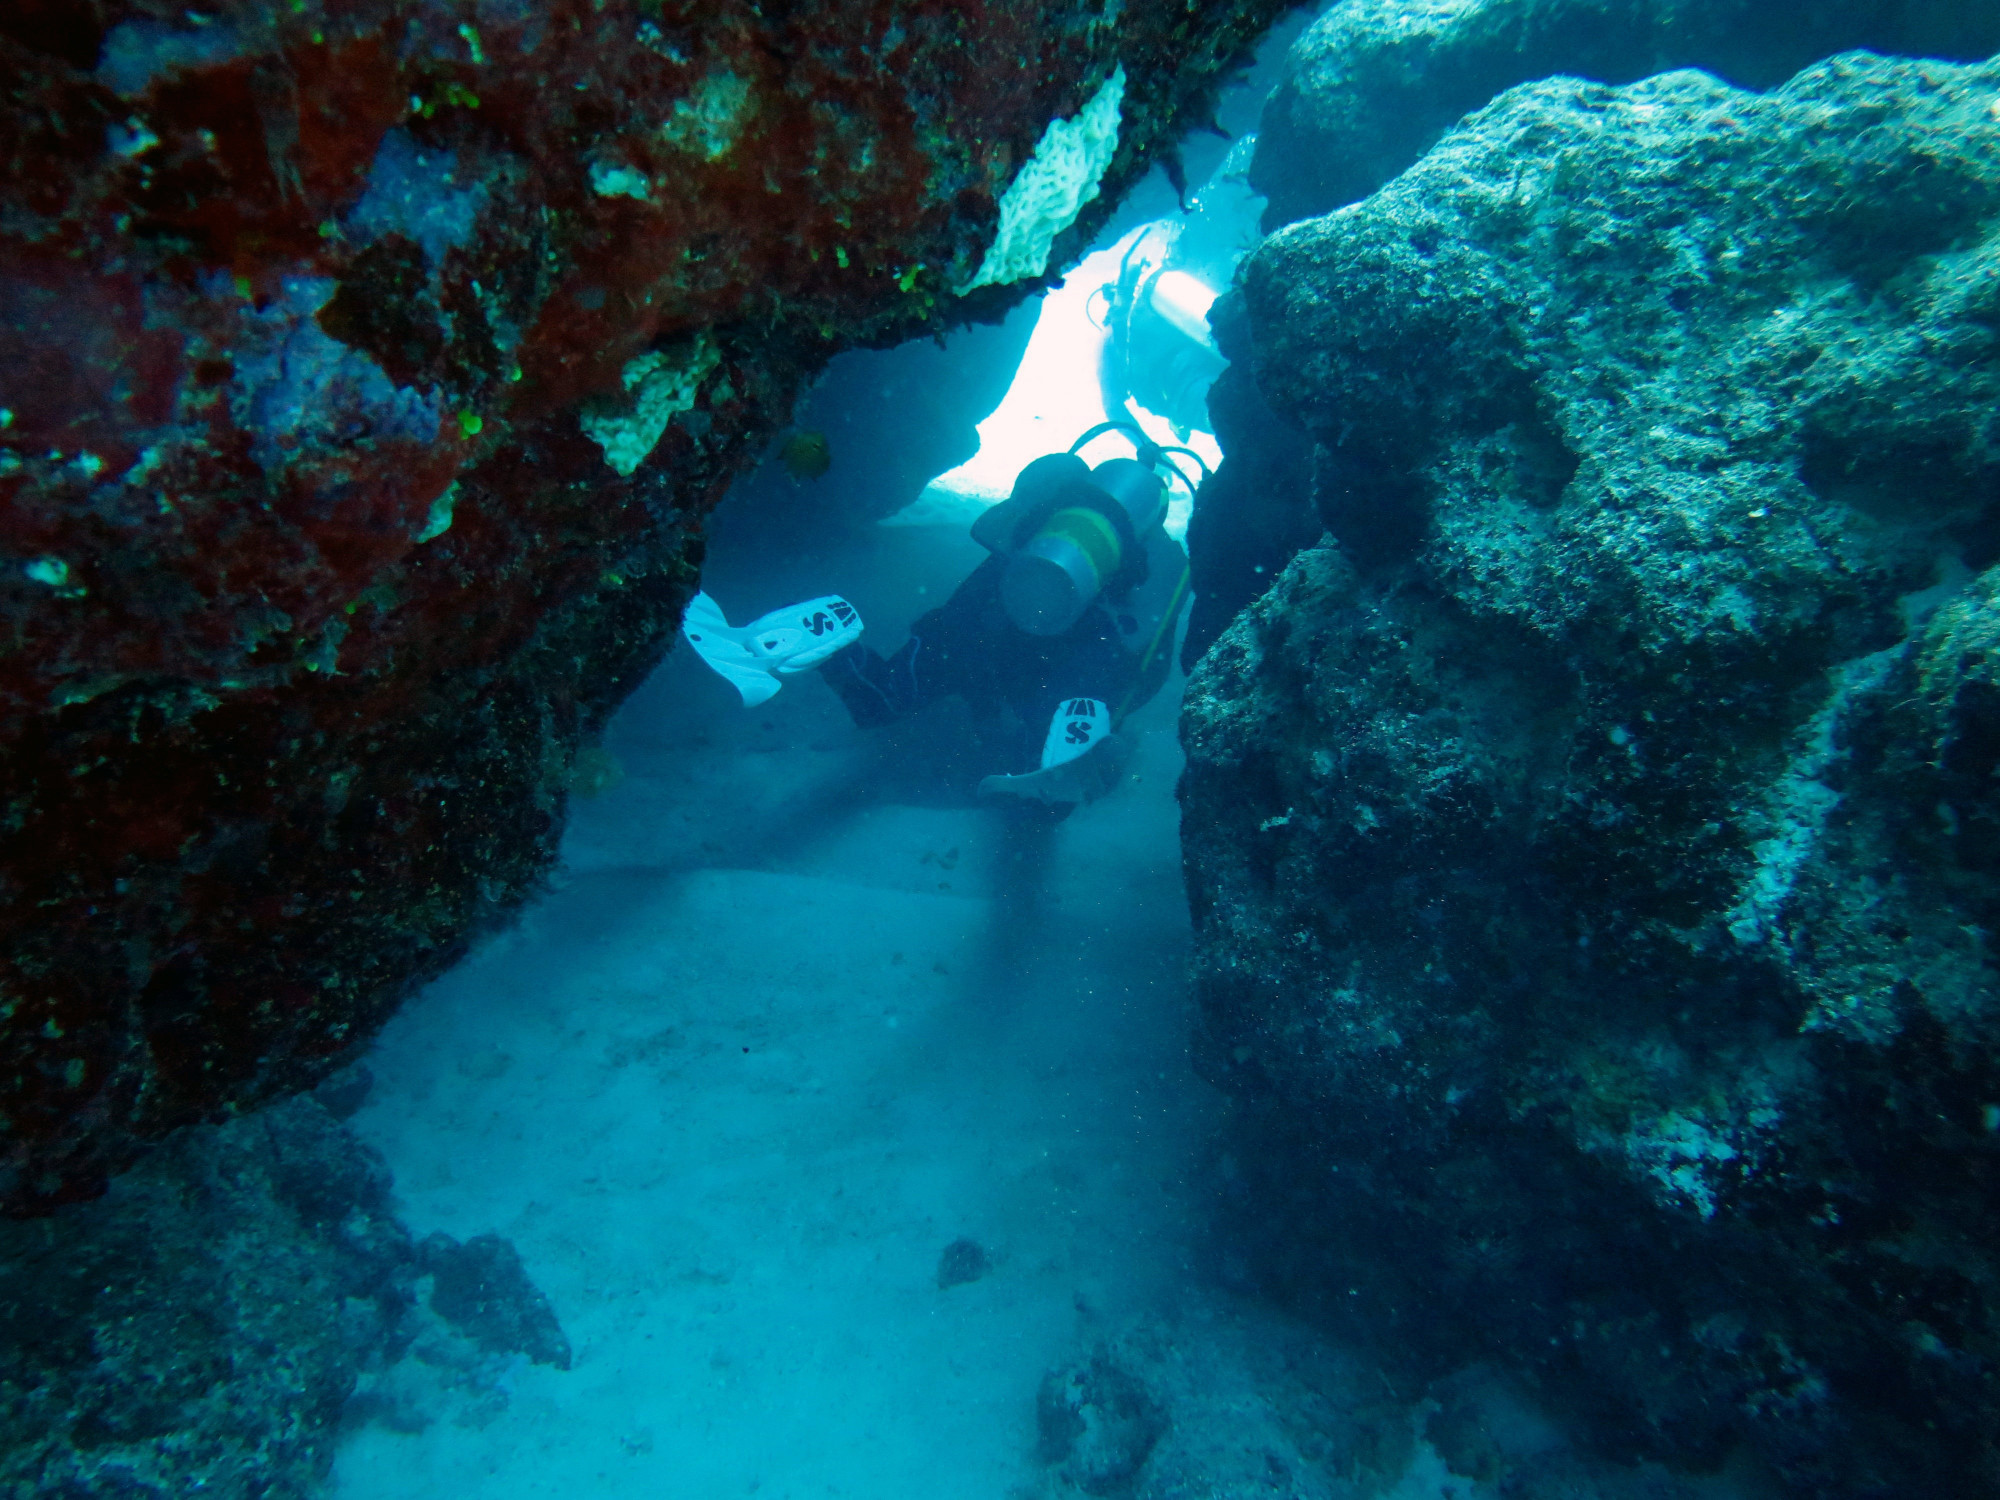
[805,600,858,635]
[1065,720,1092,745]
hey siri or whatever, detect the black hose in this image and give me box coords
[1067,422,1209,500]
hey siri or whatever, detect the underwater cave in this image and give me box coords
[6,3,2000,1497]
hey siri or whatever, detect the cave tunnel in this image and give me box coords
[7,4,2000,1498]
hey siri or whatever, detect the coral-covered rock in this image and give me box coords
[0,1090,565,1498]
[1251,0,2000,227]
[1036,1350,1169,1495]
[420,1230,571,1372]
[0,0,1289,1212]
[0,1096,417,1498]
[1185,53,2000,1496]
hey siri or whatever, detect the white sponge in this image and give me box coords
[959,65,1126,294]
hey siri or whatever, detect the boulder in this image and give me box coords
[0,1092,564,1497]
[0,1097,418,1498]
[1252,0,2000,227]
[1185,52,2000,1496]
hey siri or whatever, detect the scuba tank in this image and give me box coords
[971,423,1206,637]
[1093,224,1229,441]
[999,456,1162,636]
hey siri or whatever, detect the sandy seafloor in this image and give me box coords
[327,513,1742,1500]
[330,516,1237,1498]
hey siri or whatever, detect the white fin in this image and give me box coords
[681,591,863,707]
[980,701,1127,806]
[1039,697,1110,770]
[740,595,863,674]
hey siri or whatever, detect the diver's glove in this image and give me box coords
[681,591,863,707]
[978,698,1130,806]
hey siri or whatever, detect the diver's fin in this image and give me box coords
[978,699,1128,805]
[681,592,863,707]
[740,595,864,673]
[1038,697,1112,770]
[682,592,784,706]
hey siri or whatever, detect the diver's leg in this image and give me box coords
[822,639,923,728]
[1017,609,1140,737]
[821,558,1010,729]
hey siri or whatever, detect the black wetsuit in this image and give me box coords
[821,555,1149,753]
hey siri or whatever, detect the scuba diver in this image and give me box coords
[681,422,1205,808]
[1093,223,1229,442]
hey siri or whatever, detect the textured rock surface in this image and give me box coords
[1252,0,2000,226]
[0,0,1288,1212]
[419,1229,571,1371]
[1185,53,2000,1497]
[0,1098,407,1497]
[1023,1306,1783,1500]
[0,1093,565,1498]
[1036,1350,1170,1495]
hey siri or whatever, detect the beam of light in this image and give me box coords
[887,226,1223,541]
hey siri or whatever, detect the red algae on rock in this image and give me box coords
[0,0,1289,1211]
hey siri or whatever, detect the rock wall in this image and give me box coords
[1188,0,2000,680]
[1252,0,2000,226]
[1178,297,1317,672]
[0,1085,568,1498]
[1183,52,2000,1496]
[0,0,1291,1213]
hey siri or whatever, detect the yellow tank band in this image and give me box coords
[1039,505,1122,585]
